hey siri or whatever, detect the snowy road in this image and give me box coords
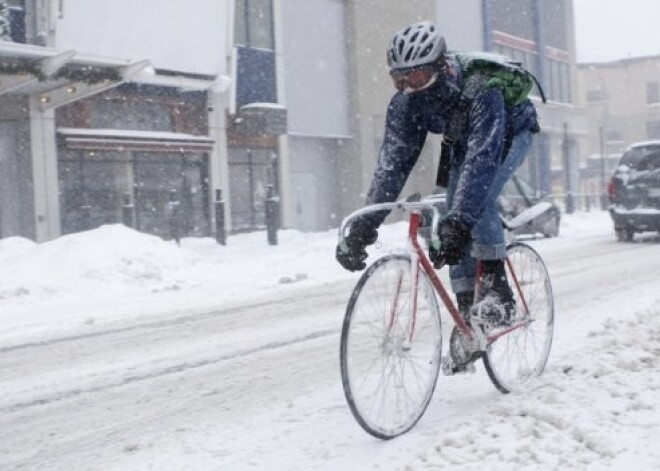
[1,224,660,470]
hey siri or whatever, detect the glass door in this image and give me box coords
[134,153,209,237]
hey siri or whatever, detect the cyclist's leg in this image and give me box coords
[445,131,533,311]
[445,161,477,307]
[472,130,533,256]
[470,131,534,324]
[445,131,532,281]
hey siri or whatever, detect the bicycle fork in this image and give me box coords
[383,221,427,353]
[383,260,418,354]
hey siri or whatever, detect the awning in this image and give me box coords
[57,127,215,152]
[0,41,230,110]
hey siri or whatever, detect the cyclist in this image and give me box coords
[336,20,540,325]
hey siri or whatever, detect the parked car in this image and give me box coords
[607,140,660,241]
[497,175,562,238]
[421,174,561,240]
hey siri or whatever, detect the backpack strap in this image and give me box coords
[436,74,487,187]
[527,70,547,103]
[443,74,487,146]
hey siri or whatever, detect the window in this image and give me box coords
[1,0,26,43]
[646,81,659,104]
[560,62,572,103]
[228,147,275,230]
[492,0,535,42]
[234,0,277,106]
[587,89,607,103]
[234,0,274,50]
[646,120,660,139]
[621,145,660,169]
[606,129,622,142]
[58,149,210,236]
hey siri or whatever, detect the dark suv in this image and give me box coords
[608,140,660,241]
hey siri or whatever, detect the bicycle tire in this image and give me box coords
[482,242,554,393]
[340,254,442,439]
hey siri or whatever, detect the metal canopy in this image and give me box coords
[0,41,230,110]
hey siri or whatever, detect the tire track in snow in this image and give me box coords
[0,285,346,354]
[0,326,339,414]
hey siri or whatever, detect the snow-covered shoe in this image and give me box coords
[471,292,516,327]
[472,260,516,327]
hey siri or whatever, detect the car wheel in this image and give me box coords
[542,212,560,238]
[615,227,634,242]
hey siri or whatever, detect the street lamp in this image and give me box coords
[599,125,607,209]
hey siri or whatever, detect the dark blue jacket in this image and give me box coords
[363,58,539,229]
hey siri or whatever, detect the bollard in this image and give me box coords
[167,190,182,245]
[214,189,227,245]
[122,192,135,228]
[565,191,574,215]
[265,184,279,246]
[80,204,91,230]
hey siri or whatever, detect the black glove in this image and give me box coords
[336,220,378,272]
[429,215,472,267]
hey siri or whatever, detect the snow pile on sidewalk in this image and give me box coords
[0,211,612,300]
[408,302,660,471]
[0,225,204,299]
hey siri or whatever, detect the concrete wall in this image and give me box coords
[280,0,350,138]
[340,0,442,221]
[436,0,484,51]
[288,135,342,231]
[56,0,229,75]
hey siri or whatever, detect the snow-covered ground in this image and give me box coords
[1,210,659,470]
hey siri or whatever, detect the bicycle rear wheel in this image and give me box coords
[340,254,442,439]
[483,242,554,393]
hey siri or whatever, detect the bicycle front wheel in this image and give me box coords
[340,254,442,439]
[483,242,554,393]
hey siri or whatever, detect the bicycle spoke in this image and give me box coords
[483,243,554,393]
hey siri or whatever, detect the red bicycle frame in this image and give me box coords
[403,211,532,345]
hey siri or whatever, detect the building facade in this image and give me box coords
[577,55,660,192]
[0,0,230,241]
[0,0,588,243]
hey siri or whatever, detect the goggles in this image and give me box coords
[390,66,438,93]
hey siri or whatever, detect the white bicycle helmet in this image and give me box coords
[387,21,447,70]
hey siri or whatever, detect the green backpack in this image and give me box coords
[451,52,545,107]
[436,51,546,187]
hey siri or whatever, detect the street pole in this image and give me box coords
[562,123,574,213]
[599,125,607,209]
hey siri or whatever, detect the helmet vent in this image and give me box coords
[420,44,432,58]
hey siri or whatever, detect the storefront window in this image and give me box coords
[58,148,209,237]
[228,147,277,231]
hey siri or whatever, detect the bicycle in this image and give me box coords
[338,196,554,439]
